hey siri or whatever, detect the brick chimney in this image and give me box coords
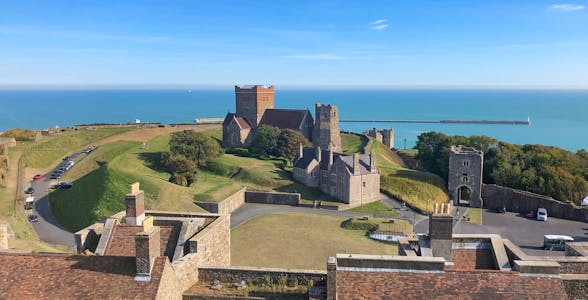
[353,153,360,175]
[134,216,160,281]
[370,151,377,172]
[315,146,322,163]
[126,182,145,225]
[429,203,453,261]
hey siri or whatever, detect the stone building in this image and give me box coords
[0,183,230,299]
[292,145,380,206]
[327,203,588,299]
[365,128,394,149]
[0,138,15,185]
[448,145,483,207]
[222,85,341,151]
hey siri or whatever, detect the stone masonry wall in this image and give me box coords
[198,266,327,286]
[196,188,246,214]
[482,184,588,222]
[171,253,201,294]
[244,191,300,205]
[155,259,183,300]
[189,215,231,267]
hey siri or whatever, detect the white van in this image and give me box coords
[537,208,547,221]
[24,196,35,210]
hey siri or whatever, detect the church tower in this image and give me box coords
[235,85,275,128]
[313,103,342,152]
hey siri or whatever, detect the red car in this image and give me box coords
[33,174,43,180]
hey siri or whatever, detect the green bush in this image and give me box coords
[340,218,379,232]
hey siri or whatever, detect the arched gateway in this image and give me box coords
[448,145,483,207]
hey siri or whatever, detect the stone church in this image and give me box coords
[222,85,341,152]
[292,145,381,206]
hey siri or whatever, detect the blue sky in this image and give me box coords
[1,0,587,87]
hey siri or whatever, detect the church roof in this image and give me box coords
[259,109,310,131]
[222,113,251,129]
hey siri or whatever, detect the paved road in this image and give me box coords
[231,193,427,229]
[27,151,87,247]
[454,209,588,256]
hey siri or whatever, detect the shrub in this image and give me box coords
[340,218,379,232]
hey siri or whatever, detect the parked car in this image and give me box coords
[54,182,73,189]
[50,173,62,179]
[33,174,43,180]
[537,208,548,221]
[62,156,69,161]
[28,214,38,222]
[25,187,35,194]
[544,235,574,251]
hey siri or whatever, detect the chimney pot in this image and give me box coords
[353,153,360,175]
[134,216,160,281]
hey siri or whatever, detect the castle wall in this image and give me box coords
[482,184,588,222]
[195,188,246,214]
[448,147,483,207]
[187,215,231,267]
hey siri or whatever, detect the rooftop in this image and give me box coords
[0,253,167,299]
[258,109,310,131]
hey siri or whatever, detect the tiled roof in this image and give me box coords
[0,253,166,299]
[336,270,568,299]
[259,109,309,130]
[339,154,374,174]
[104,224,179,261]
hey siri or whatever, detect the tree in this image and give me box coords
[276,129,312,162]
[249,125,281,156]
[169,130,221,167]
[163,154,198,186]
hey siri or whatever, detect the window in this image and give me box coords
[463,160,470,166]
[362,182,366,188]
[461,173,469,182]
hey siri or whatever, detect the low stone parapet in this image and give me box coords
[244,191,300,206]
[198,266,327,287]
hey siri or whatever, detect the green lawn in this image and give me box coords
[22,127,134,169]
[347,200,399,217]
[463,207,482,225]
[231,212,397,270]
[340,133,368,155]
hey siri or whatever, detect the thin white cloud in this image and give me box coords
[549,4,585,11]
[281,54,346,60]
[370,19,389,31]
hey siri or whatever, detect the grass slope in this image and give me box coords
[22,127,134,169]
[340,133,448,214]
[340,133,368,155]
[231,212,397,270]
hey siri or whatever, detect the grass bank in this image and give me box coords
[231,212,397,270]
[347,200,399,217]
[341,133,448,214]
[340,133,368,155]
[22,127,134,169]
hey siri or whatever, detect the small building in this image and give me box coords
[293,145,380,206]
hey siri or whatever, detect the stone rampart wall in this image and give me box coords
[196,188,246,214]
[482,184,588,222]
[171,253,201,294]
[198,266,327,286]
[244,191,300,206]
[189,215,231,267]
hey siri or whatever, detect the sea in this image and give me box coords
[1,89,587,151]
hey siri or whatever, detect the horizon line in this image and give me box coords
[1,84,588,91]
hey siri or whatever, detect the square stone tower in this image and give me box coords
[448,145,483,207]
[313,103,341,152]
[235,85,275,128]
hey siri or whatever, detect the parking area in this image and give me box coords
[455,209,588,256]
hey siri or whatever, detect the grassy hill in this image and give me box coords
[22,127,134,169]
[341,133,448,213]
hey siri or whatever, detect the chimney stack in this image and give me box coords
[134,216,160,281]
[126,182,145,225]
[428,203,454,262]
[315,146,322,163]
[328,149,333,166]
[299,143,304,159]
[353,153,360,175]
[370,151,377,172]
